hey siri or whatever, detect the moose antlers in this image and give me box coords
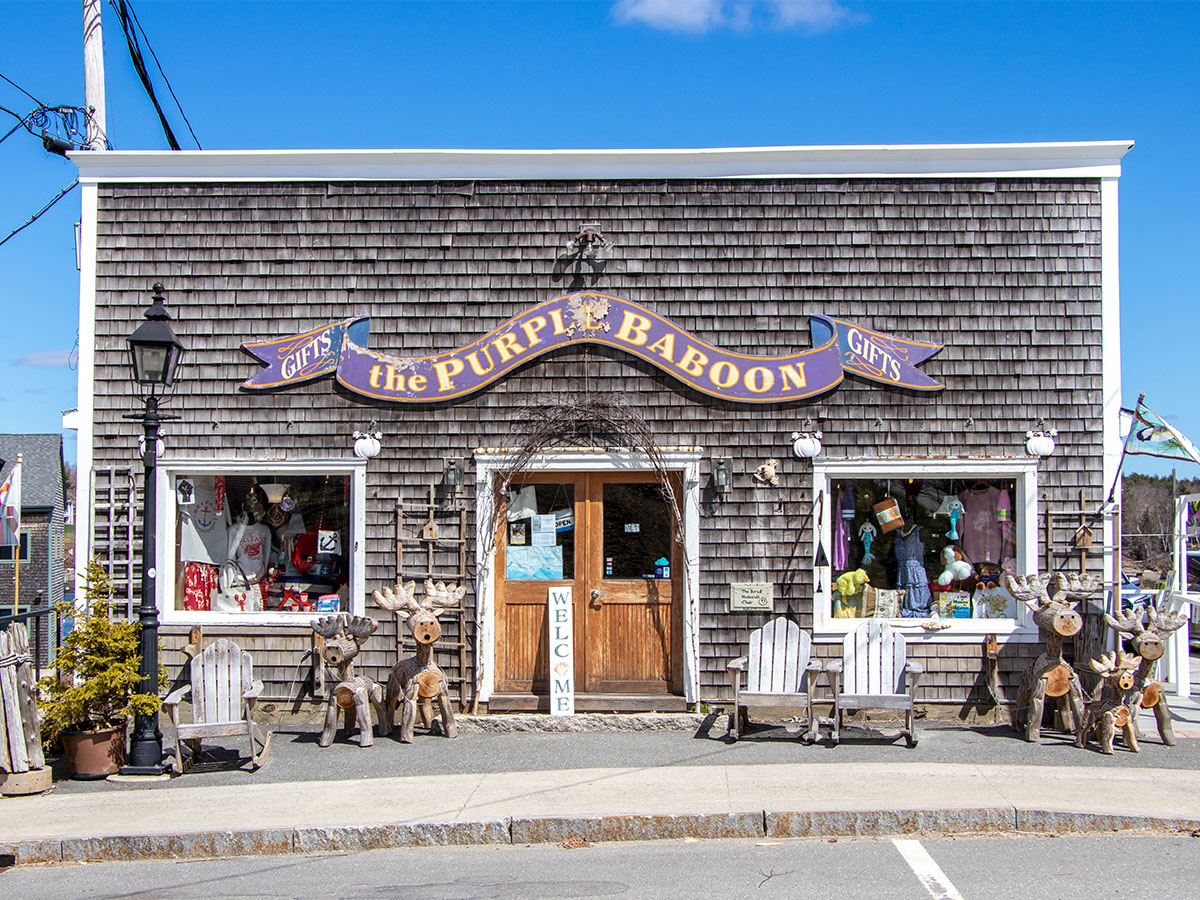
[372,580,465,620]
[1104,608,1145,637]
[1003,572,1103,613]
[1003,573,1053,608]
[1146,604,1189,636]
[312,613,378,644]
[373,581,420,617]
[1088,650,1138,677]
[1106,603,1188,638]
[1052,572,1103,603]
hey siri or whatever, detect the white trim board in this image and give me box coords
[473,448,703,705]
[813,458,1041,643]
[69,141,1133,183]
[74,182,98,608]
[155,457,367,627]
[1101,176,1123,642]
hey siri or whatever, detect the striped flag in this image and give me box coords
[0,459,20,546]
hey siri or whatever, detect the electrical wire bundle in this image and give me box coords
[110,0,201,151]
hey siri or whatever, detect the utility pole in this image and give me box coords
[82,0,107,149]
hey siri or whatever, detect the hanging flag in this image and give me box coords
[0,458,20,547]
[1124,397,1200,465]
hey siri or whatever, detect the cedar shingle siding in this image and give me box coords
[90,178,1104,703]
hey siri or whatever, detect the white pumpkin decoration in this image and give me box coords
[1025,429,1057,458]
[791,430,823,459]
[353,430,382,460]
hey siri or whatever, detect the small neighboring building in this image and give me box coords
[0,435,67,660]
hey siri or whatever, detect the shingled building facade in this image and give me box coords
[71,143,1130,715]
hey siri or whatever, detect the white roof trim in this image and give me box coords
[69,141,1134,183]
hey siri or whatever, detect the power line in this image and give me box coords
[124,0,201,149]
[0,180,79,250]
[109,0,181,150]
[0,71,46,108]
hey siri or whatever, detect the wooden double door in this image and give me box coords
[494,472,683,706]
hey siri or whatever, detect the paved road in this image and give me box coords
[6,833,1200,899]
[46,718,1200,795]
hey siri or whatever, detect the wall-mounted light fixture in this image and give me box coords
[1025,418,1058,458]
[791,418,823,459]
[443,458,462,489]
[566,223,613,260]
[711,457,731,494]
[352,423,383,460]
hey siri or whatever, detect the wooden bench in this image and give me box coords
[826,620,922,746]
[727,617,821,742]
[164,638,272,772]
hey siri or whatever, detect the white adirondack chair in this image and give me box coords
[726,617,822,742]
[163,638,272,772]
[825,620,923,746]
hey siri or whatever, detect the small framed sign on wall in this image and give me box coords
[730,582,774,612]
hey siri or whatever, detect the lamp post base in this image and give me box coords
[121,711,167,776]
[117,763,169,777]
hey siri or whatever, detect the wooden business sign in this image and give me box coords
[241,292,943,402]
[548,587,574,716]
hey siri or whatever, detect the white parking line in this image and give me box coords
[892,839,965,900]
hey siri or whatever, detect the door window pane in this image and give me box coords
[505,482,574,580]
[603,482,672,580]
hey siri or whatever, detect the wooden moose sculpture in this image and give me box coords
[312,613,388,748]
[1104,604,1189,746]
[1004,572,1099,743]
[372,579,466,742]
[1076,650,1141,754]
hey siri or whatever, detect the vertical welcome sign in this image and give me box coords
[548,587,575,716]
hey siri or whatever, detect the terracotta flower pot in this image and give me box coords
[61,725,126,780]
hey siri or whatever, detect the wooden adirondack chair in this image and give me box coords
[726,617,822,742]
[825,620,923,747]
[163,638,272,772]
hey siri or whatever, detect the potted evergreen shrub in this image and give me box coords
[39,560,163,779]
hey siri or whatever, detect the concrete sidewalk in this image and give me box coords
[4,656,1199,869]
[4,749,1199,867]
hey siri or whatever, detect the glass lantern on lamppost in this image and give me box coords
[120,283,185,775]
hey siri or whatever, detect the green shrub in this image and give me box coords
[39,560,163,748]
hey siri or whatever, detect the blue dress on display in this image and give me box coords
[895,525,932,618]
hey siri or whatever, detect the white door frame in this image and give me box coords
[473,448,702,704]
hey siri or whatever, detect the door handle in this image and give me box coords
[590,589,604,607]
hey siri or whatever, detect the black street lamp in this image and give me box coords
[120,283,184,775]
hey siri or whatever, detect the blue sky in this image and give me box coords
[1,1,1197,476]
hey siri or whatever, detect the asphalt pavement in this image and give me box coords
[3,658,1199,870]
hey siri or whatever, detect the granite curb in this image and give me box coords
[4,807,1200,868]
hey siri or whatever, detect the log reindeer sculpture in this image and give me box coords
[1076,650,1140,754]
[1104,604,1189,746]
[312,614,388,748]
[372,579,466,742]
[1004,572,1100,743]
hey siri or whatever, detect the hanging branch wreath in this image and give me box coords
[482,394,690,571]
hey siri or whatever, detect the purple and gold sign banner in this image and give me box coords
[240,293,943,403]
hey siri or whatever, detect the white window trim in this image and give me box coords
[473,448,703,704]
[813,458,1040,643]
[156,458,367,626]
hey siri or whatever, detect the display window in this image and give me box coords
[158,461,366,624]
[814,461,1038,638]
